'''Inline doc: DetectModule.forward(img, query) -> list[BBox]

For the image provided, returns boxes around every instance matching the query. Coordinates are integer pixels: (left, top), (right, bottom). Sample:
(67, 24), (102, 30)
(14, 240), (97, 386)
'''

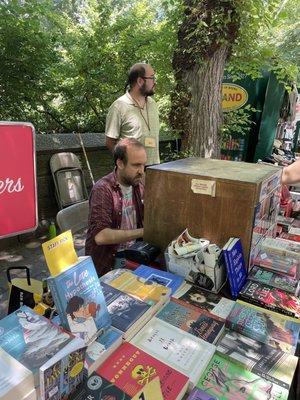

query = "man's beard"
(140, 82), (155, 97)
(122, 173), (143, 187)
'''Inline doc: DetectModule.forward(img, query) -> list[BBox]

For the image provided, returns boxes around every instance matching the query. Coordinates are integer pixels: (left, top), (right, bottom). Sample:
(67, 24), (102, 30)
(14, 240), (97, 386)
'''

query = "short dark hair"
(126, 63), (147, 90)
(113, 138), (145, 166)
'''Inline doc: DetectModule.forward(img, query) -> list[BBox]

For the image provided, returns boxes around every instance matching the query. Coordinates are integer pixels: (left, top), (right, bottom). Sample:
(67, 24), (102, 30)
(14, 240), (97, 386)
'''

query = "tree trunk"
(184, 47), (228, 158)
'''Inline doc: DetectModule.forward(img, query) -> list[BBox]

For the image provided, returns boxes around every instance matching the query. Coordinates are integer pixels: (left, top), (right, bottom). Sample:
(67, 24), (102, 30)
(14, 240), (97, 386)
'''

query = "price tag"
(131, 377), (163, 400)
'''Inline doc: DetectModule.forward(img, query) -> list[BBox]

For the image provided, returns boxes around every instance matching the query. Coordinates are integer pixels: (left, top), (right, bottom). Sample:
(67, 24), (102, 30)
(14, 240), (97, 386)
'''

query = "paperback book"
(254, 251), (299, 279)
(187, 387), (217, 400)
(133, 264), (184, 295)
(222, 237), (247, 298)
(97, 342), (189, 399)
(197, 353), (289, 400)
(101, 282), (152, 340)
(226, 302), (300, 354)
(217, 330), (298, 389)
(130, 317), (215, 388)
(156, 297), (224, 344)
(261, 237), (300, 259)
(0, 306), (83, 388)
(173, 284), (234, 319)
(238, 280), (300, 319)
(248, 265), (300, 296)
(47, 256), (111, 344)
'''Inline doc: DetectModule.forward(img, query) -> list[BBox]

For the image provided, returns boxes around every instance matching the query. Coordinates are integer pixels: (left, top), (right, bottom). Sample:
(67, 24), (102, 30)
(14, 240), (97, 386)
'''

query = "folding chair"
(56, 200), (89, 234)
(50, 152), (88, 209)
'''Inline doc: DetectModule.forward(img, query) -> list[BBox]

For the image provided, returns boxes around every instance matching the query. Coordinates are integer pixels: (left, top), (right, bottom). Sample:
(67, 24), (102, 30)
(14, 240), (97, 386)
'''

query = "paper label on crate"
(191, 179), (216, 196)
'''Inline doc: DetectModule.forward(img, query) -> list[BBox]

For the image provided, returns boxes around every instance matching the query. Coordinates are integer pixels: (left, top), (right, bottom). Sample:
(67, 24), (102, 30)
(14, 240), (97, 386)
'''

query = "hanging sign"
(222, 83), (248, 111)
(0, 122), (38, 238)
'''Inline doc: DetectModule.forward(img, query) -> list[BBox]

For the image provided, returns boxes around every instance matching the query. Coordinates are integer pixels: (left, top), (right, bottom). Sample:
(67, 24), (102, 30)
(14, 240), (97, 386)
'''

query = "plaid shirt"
(85, 170), (144, 275)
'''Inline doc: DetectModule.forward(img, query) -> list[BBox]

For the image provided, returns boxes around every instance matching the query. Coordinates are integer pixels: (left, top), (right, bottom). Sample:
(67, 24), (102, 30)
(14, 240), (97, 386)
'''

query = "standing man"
(105, 63), (160, 165)
(85, 138), (146, 276)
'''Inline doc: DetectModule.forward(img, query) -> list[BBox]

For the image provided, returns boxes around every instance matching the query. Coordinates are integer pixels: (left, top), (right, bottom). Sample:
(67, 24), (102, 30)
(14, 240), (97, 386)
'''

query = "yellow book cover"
(42, 230), (78, 276)
(131, 377), (163, 400)
(108, 271), (170, 304)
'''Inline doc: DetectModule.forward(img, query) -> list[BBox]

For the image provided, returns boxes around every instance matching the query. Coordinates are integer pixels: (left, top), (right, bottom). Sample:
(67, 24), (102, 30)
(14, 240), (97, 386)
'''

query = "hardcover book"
(197, 353), (289, 400)
(173, 284), (234, 319)
(0, 347), (35, 400)
(97, 342), (189, 399)
(222, 237), (247, 298)
(84, 326), (123, 376)
(133, 264), (184, 295)
(107, 270), (171, 306)
(217, 330), (298, 389)
(130, 317), (215, 388)
(226, 302), (300, 354)
(254, 251), (299, 279)
(68, 372), (131, 400)
(101, 282), (152, 340)
(248, 265), (300, 296)
(156, 297), (224, 344)
(238, 280), (300, 319)
(40, 342), (86, 400)
(47, 256), (111, 344)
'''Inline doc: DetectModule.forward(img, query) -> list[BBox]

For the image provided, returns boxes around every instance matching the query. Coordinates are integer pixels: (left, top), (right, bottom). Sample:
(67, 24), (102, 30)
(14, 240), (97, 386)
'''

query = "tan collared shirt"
(105, 92), (160, 165)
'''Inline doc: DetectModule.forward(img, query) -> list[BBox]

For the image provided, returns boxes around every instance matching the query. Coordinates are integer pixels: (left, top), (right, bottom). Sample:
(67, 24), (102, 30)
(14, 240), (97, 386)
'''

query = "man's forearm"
(94, 227), (144, 245)
(281, 159), (300, 185)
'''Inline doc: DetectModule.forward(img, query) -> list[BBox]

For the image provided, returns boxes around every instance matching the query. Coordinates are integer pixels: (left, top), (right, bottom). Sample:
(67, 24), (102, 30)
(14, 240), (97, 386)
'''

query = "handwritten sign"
(0, 122), (38, 238)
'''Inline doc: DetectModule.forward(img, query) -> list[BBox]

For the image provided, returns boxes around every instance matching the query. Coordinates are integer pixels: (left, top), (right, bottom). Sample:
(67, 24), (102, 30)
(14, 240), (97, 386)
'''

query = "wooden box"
(144, 158), (282, 266)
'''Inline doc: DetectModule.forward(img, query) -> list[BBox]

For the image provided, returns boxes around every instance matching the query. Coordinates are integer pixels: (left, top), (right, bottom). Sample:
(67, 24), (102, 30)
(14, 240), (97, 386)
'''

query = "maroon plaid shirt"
(85, 170), (144, 276)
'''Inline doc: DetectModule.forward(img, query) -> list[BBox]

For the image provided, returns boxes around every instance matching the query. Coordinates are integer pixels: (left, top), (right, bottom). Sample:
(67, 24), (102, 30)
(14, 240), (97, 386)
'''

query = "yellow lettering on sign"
(222, 83), (248, 111)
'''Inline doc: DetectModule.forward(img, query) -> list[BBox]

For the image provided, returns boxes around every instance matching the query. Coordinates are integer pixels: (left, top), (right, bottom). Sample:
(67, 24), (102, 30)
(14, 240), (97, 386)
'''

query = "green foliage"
(222, 105), (260, 137)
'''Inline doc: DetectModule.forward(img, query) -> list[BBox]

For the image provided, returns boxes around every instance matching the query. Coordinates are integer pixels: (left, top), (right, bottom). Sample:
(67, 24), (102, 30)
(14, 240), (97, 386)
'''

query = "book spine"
(224, 250), (237, 298)
(47, 279), (69, 329)
(238, 292), (296, 319)
(39, 369), (45, 400)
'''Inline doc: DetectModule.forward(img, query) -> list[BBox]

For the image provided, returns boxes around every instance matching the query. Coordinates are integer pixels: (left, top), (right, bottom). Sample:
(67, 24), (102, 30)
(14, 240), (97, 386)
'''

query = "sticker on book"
(131, 377), (163, 400)
(191, 179), (216, 197)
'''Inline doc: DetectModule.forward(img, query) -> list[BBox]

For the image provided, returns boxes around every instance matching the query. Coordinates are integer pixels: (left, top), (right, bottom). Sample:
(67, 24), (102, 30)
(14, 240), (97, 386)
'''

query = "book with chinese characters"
(226, 302), (300, 354)
(222, 237), (247, 298)
(173, 283), (234, 319)
(101, 282), (152, 340)
(217, 330), (298, 389)
(97, 342), (189, 399)
(47, 256), (111, 344)
(238, 280), (300, 319)
(197, 353), (289, 400)
(133, 264), (185, 295)
(248, 265), (300, 296)
(130, 317), (215, 389)
(156, 297), (224, 344)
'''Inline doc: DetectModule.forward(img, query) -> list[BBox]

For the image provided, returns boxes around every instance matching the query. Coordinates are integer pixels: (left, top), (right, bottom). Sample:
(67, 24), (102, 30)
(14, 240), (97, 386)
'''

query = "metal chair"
(56, 200), (89, 234)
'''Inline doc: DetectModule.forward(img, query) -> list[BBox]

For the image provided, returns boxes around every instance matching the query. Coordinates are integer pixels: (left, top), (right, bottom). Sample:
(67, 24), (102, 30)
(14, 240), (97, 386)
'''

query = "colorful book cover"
(0, 306), (74, 385)
(42, 230), (78, 276)
(248, 265), (300, 296)
(40, 343), (86, 400)
(217, 330), (298, 389)
(238, 280), (300, 319)
(101, 282), (151, 334)
(133, 264), (184, 295)
(187, 387), (217, 400)
(197, 353), (289, 400)
(130, 317), (215, 387)
(68, 372), (131, 400)
(0, 347), (34, 400)
(156, 298), (224, 344)
(223, 238), (247, 298)
(108, 271), (171, 305)
(226, 302), (300, 354)
(84, 327), (123, 375)
(97, 342), (189, 399)
(131, 377), (164, 400)
(47, 256), (111, 344)
(174, 284), (234, 319)
(254, 251), (299, 278)
(262, 237), (300, 259)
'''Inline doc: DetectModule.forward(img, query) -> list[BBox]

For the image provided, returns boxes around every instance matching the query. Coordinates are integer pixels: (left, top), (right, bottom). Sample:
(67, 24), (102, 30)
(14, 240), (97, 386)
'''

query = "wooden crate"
(144, 158), (282, 265)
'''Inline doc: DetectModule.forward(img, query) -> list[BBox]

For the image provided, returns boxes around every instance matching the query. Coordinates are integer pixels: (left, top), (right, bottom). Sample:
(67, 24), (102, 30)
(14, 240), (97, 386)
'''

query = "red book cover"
(97, 342), (189, 399)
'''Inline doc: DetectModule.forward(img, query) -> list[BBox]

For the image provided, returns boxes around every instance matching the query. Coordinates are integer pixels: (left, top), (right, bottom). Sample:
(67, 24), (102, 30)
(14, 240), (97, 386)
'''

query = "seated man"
(85, 138), (146, 276)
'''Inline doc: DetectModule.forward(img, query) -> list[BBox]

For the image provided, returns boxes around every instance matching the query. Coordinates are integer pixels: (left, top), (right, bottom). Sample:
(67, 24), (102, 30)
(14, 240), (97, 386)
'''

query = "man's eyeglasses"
(142, 76), (156, 81)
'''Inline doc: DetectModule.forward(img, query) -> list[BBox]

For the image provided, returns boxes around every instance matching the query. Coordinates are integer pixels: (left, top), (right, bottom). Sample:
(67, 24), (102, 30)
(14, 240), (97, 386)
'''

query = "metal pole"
(76, 132), (95, 185)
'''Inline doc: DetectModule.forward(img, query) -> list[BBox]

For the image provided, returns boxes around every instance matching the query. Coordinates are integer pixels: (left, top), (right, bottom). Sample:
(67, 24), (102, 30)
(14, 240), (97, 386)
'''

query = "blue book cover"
(223, 238), (247, 298)
(0, 306), (74, 383)
(101, 282), (151, 333)
(47, 256), (111, 344)
(133, 264), (184, 295)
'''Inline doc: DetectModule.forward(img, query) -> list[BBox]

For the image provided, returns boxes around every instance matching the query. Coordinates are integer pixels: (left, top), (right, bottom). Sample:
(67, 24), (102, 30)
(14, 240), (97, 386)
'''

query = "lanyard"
(130, 94), (151, 132)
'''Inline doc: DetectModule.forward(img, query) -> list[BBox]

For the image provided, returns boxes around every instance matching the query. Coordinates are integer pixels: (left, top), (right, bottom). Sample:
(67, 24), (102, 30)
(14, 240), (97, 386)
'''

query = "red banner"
(0, 122), (38, 238)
